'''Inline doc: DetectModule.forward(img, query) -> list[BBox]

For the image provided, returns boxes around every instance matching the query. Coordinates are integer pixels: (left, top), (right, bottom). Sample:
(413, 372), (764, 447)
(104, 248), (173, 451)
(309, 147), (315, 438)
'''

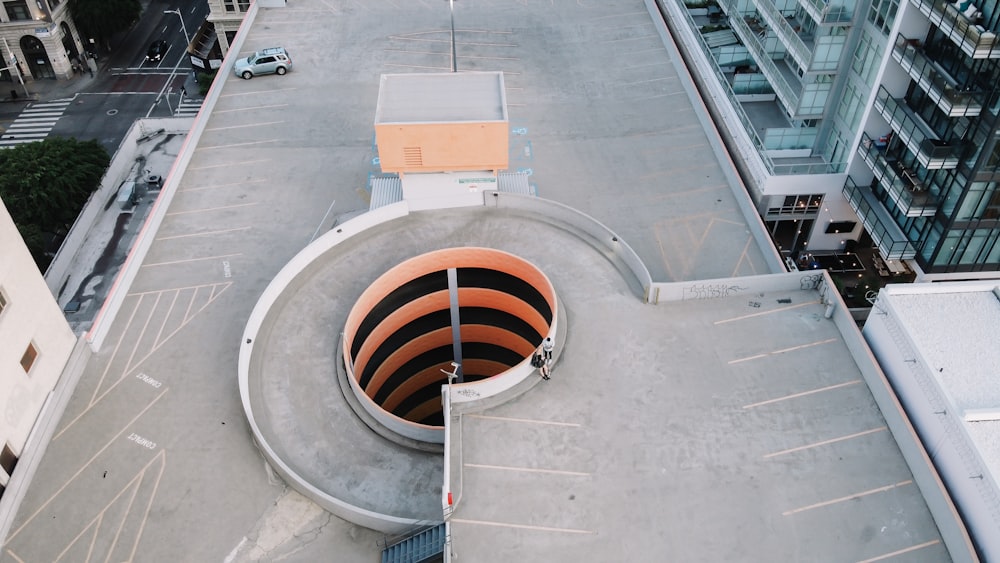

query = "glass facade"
(847, 0), (1000, 273)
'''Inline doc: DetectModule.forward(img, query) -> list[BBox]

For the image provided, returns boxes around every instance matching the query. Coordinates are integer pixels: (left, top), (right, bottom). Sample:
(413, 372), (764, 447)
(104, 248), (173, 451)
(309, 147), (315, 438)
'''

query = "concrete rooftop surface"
(1, 0), (955, 562)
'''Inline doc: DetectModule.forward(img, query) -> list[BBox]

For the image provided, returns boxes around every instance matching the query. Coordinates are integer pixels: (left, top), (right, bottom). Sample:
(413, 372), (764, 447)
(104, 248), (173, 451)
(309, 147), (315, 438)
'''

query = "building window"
(20, 342), (37, 373)
(1, 443), (17, 478)
(767, 194), (824, 216)
(4, 0), (31, 20)
(223, 0), (250, 12)
(867, 0), (899, 34)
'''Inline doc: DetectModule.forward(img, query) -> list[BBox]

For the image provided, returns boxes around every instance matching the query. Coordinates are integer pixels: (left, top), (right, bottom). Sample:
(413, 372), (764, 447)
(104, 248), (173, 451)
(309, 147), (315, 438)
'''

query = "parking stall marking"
(204, 120), (286, 132)
(855, 539), (942, 562)
(198, 139), (284, 150)
(177, 179), (268, 193)
(165, 202), (258, 216)
(743, 380), (863, 409)
(465, 413), (581, 428)
(141, 253), (243, 268)
(186, 158), (272, 170)
(9, 389), (169, 541)
(217, 87), (297, 99)
(53, 283), (231, 437)
(156, 226), (252, 241)
(463, 463), (590, 477)
(211, 104), (289, 114)
(715, 300), (821, 324)
(729, 338), (838, 365)
(450, 519), (594, 535)
(764, 427), (889, 459)
(782, 480), (913, 516)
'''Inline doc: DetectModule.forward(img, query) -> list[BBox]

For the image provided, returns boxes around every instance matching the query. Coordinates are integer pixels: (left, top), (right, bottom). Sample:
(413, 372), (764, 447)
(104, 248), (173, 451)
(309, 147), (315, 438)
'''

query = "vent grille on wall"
(403, 147), (423, 166)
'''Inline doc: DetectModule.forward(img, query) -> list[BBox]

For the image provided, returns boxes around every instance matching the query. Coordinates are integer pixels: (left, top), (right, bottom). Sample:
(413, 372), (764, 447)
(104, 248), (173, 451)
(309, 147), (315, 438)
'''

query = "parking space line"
(6, 388), (170, 542)
(212, 104), (288, 114)
(465, 413), (581, 427)
(764, 427), (887, 459)
(187, 158), (271, 170)
(205, 121), (286, 132)
(179, 179), (267, 193)
(218, 87), (296, 99)
(782, 480), (913, 516)
(743, 380), (862, 409)
(198, 139), (283, 150)
(715, 301), (820, 324)
(855, 539), (941, 562)
(464, 463), (590, 477)
(141, 253), (242, 268)
(773, 338), (839, 355)
(729, 337), (838, 365)
(165, 202), (258, 216)
(451, 518), (594, 535)
(156, 226), (251, 241)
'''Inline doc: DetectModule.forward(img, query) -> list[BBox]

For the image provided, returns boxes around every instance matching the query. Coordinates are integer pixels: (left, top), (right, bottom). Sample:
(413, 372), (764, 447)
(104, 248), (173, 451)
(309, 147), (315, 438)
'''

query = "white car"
(234, 47), (292, 79)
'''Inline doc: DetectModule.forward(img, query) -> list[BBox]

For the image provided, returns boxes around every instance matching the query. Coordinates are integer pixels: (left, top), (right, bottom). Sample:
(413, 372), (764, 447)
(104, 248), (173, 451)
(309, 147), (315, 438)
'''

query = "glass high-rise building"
(661, 0), (1000, 280)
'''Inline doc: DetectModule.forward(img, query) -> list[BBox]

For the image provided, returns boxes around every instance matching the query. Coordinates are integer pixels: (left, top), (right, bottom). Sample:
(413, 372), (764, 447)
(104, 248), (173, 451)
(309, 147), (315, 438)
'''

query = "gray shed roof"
(375, 72), (508, 124)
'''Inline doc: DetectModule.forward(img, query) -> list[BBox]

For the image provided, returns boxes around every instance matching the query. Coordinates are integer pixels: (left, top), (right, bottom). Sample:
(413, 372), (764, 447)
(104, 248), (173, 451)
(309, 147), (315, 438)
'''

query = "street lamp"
(163, 9), (191, 47)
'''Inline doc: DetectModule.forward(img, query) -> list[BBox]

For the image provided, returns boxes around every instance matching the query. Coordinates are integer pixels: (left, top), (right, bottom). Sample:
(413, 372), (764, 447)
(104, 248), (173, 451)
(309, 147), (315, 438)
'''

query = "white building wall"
(0, 198), (76, 478)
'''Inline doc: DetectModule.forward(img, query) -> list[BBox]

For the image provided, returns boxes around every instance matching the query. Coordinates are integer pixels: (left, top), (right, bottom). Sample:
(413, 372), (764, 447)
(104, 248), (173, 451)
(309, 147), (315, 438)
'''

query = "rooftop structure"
(864, 281), (1000, 559)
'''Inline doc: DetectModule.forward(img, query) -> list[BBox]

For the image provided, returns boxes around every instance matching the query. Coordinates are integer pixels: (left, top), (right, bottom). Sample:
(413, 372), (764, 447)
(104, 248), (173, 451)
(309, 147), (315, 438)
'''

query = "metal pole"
(164, 10), (191, 46)
(1, 37), (29, 98)
(449, 0), (457, 72)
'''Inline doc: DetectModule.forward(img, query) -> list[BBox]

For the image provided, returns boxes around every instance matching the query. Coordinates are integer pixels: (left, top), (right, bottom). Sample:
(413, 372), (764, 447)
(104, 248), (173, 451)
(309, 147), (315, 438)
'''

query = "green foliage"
(0, 137), (110, 266)
(68, 0), (141, 48)
(198, 70), (218, 96)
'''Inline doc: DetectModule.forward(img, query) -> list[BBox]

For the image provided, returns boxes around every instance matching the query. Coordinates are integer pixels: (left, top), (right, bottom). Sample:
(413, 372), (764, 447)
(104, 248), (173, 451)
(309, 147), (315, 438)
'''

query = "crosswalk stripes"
(174, 98), (202, 117)
(0, 98), (72, 148)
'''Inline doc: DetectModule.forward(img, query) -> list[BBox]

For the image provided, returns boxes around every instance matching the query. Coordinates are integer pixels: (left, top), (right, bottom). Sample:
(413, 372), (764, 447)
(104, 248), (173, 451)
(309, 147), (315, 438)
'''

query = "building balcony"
(723, 6), (802, 114)
(858, 134), (939, 217)
(753, 0), (812, 71)
(873, 86), (960, 169)
(892, 35), (983, 117)
(908, 0), (1000, 59)
(843, 178), (918, 260)
(799, 0), (855, 25)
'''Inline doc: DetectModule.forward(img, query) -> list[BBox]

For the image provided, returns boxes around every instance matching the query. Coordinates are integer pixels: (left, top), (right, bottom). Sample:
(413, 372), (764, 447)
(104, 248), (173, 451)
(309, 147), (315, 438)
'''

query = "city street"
(0, 0), (207, 152)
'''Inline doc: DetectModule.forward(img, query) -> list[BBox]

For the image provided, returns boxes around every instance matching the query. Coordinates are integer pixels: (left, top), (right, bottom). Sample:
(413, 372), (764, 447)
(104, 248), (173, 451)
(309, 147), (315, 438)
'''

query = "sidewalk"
(2, 58), (204, 105)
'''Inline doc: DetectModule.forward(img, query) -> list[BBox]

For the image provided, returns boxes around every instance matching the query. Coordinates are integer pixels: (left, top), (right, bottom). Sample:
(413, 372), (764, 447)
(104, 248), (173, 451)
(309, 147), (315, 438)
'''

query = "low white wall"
(648, 270), (826, 303)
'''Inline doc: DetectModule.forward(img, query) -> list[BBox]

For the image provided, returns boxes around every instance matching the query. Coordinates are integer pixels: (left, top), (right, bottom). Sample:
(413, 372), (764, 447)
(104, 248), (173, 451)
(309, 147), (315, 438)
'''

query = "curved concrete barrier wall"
(487, 192), (652, 300)
(240, 193), (644, 531)
(239, 203), (432, 533)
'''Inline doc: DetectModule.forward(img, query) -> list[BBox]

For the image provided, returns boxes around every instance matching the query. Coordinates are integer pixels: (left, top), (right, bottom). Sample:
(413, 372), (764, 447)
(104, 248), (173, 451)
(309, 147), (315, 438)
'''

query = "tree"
(68, 0), (142, 51)
(0, 137), (109, 267)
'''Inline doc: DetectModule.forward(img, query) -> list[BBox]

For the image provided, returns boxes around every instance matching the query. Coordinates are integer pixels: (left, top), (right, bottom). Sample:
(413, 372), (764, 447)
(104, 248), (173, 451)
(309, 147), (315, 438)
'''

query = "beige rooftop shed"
(374, 72), (509, 174)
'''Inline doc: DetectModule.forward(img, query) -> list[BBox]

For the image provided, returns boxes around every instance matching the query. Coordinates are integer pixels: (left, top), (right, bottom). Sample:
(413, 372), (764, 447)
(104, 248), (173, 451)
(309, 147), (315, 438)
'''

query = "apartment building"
(660, 0), (1000, 280)
(0, 0), (88, 82)
(0, 199), (76, 501)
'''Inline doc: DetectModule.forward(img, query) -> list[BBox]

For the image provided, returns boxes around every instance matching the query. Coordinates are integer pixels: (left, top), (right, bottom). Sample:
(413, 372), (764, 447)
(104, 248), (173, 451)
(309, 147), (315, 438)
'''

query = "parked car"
(234, 47), (292, 79)
(146, 40), (169, 63)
